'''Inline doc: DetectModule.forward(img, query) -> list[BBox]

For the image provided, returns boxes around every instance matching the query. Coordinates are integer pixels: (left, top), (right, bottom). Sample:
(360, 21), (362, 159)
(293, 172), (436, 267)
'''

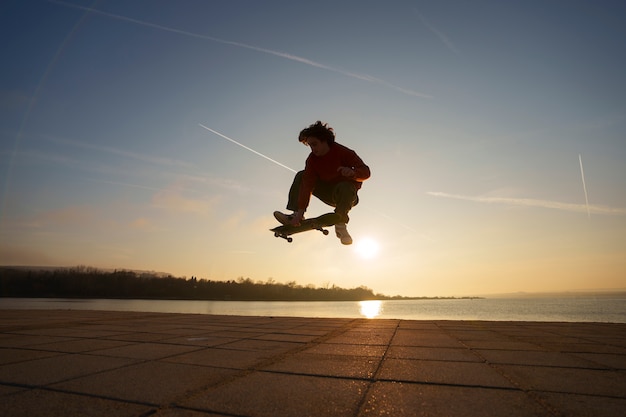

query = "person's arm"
(341, 149), (370, 181)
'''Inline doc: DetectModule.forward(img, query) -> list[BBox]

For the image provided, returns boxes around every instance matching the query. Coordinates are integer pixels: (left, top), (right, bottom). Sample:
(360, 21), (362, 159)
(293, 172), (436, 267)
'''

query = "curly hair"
(298, 121), (335, 145)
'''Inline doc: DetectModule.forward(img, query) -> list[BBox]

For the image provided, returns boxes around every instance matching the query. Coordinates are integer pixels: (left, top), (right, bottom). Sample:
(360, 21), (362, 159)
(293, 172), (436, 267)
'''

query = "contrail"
(414, 8), (460, 56)
(199, 124), (296, 173)
(48, 0), (431, 99)
(579, 154), (590, 219)
(427, 192), (626, 215)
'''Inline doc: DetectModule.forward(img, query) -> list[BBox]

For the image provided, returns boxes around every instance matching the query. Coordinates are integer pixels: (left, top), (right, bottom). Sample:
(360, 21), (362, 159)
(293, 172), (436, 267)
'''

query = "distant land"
(0, 266), (480, 301)
(0, 265), (173, 277)
(475, 290), (626, 299)
(3, 266), (623, 301)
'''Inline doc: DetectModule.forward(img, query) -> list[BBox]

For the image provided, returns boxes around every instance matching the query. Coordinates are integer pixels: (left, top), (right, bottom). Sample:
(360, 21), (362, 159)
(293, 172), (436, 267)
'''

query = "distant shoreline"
(0, 295), (484, 302)
(1, 266), (624, 300)
(474, 291), (626, 299)
(0, 266), (482, 302)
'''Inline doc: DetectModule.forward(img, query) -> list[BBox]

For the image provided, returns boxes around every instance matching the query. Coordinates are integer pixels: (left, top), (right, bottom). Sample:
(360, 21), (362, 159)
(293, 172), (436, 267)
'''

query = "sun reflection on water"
(359, 300), (383, 318)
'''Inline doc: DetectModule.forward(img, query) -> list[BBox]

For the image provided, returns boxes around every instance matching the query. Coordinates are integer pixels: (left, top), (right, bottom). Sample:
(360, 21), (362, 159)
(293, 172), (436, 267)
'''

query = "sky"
(1, 0), (625, 297)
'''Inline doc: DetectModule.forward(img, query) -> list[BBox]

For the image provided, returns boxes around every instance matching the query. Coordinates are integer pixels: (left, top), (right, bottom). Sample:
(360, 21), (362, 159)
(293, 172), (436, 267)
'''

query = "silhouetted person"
(274, 121), (370, 245)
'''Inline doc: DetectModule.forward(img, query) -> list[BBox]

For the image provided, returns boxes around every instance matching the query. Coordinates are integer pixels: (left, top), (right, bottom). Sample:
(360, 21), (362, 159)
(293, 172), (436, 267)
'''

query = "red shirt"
(298, 143), (370, 210)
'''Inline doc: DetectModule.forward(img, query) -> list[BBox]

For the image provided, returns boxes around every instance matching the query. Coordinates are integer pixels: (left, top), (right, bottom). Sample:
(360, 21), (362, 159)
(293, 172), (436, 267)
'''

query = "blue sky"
(1, 0), (625, 296)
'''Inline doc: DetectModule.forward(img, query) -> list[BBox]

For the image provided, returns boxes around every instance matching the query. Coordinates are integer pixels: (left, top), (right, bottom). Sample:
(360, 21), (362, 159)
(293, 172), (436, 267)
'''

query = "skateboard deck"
(270, 213), (341, 242)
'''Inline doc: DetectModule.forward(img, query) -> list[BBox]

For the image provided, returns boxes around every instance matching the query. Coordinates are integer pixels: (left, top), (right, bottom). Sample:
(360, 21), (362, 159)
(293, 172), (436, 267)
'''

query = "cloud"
(13, 136), (249, 199)
(49, 0), (431, 98)
(18, 137), (245, 195)
(427, 192), (626, 215)
(43, 135), (194, 169)
(152, 186), (219, 215)
(221, 210), (247, 231)
(182, 173), (249, 194)
(130, 217), (153, 230)
(33, 204), (97, 227)
(8, 147), (174, 186)
(88, 179), (163, 192)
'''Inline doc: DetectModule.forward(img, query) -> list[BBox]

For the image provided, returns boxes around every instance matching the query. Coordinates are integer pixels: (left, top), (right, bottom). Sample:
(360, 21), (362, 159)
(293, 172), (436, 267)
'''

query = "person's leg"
(274, 171), (304, 225)
(310, 181), (335, 208)
(332, 182), (358, 223)
(306, 180), (359, 220)
(286, 172), (340, 211)
(331, 182), (358, 245)
(279, 175), (358, 232)
(286, 171), (304, 212)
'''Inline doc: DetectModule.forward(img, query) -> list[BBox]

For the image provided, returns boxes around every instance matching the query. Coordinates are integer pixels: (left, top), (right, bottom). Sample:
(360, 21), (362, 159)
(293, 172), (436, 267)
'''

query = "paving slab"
(0, 309), (625, 417)
(2, 388), (152, 417)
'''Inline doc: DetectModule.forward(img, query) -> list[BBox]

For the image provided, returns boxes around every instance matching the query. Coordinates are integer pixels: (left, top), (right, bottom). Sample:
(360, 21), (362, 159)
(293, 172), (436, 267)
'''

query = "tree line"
(0, 266), (390, 301)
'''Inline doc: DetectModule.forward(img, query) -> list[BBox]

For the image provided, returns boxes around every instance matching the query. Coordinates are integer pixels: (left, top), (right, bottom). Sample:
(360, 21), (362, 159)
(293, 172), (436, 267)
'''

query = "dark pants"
(286, 171), (359, 223)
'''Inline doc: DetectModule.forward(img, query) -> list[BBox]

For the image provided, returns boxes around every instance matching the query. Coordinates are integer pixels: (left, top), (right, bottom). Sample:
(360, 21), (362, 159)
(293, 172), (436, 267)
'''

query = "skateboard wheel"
(322, 230), (329, 235)
(274, 232), (279, 238)
(287, 237), (293, 243)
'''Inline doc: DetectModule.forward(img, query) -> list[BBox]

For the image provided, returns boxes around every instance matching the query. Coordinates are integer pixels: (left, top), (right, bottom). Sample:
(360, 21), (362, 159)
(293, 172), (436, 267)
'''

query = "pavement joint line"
(0, 312), (170, 333)
(527, 387), (626, 400)
(568, 352), (626, 371)
(354, 319), (401, 416)
(433, 322), (564, 417)
(158, 403), (244, 417)
(1, 382), (162, 409)
(254, 367), (529, 393)
(163, 318), (365, 408)
(0, 349), (185, 391)
(255, 367), (377, 383)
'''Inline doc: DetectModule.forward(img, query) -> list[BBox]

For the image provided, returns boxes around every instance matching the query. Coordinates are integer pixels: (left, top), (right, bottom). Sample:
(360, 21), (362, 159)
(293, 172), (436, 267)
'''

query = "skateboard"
(270, 213), (341, 242)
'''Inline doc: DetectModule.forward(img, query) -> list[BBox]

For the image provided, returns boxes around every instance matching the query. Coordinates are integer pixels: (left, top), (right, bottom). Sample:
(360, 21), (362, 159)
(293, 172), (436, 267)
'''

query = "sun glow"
(359, 300), (382, 318)
(354, 237), (380, 259)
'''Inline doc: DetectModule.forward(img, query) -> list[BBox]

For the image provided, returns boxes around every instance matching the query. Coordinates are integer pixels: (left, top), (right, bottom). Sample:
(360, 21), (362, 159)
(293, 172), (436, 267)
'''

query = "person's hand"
(291, 211), (305, 226)
(337, 166), (355, 177)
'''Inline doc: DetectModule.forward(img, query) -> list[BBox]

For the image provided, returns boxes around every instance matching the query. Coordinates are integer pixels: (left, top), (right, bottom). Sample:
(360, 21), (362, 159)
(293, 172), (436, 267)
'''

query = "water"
(1, 297), (625, 323)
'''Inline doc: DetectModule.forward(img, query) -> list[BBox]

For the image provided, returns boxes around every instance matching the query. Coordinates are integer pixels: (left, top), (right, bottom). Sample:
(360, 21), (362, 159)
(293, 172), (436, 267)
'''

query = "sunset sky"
(1, 0), (625, 297)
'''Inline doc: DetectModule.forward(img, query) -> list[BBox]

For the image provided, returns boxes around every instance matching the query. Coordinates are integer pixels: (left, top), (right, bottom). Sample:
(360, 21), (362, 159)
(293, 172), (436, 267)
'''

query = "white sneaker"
(335, 223), (352, 245)
(274, 211), (302, 225)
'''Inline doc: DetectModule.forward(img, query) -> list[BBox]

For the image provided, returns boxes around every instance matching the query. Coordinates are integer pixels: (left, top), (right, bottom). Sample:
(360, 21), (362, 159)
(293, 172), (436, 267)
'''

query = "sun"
(354, 237), (380, 259)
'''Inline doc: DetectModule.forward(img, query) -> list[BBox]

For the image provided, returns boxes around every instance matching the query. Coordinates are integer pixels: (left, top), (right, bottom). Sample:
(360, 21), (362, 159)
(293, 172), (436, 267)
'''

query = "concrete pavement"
(0, 309), (624, 416)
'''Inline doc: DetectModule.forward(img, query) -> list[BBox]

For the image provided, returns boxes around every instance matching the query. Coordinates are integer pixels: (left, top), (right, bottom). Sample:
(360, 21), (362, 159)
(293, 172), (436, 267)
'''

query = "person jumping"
(273, 121), (371, 245)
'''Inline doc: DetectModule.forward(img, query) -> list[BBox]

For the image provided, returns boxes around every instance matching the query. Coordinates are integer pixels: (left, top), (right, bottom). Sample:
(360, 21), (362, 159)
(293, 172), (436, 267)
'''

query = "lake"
(1, 297), (625, 323)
